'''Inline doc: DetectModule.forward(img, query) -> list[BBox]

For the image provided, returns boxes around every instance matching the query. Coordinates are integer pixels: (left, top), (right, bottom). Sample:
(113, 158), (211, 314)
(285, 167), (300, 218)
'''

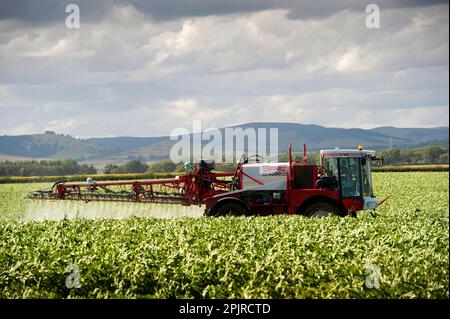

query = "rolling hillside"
(0, 123), (448, 164)
(0, 133), (110, 161)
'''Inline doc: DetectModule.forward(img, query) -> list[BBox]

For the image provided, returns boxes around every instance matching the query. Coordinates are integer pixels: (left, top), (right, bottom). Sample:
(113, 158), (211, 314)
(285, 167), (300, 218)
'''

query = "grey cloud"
(286, 0), (449, 20)
(0, 0), (113, 25)
(0, 0), (448, 24)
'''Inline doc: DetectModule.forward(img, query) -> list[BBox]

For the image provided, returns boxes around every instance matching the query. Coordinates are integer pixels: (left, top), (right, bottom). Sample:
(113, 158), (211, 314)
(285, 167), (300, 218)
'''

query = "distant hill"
(0, 123), (448, 165)
(0, 133), (109, 161)
(369, 126), (449, 145)
(85, 136), (168, 152)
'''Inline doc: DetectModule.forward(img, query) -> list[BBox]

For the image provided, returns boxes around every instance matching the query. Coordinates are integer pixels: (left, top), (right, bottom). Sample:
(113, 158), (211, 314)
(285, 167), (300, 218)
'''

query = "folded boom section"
(27, 172), (234, 206)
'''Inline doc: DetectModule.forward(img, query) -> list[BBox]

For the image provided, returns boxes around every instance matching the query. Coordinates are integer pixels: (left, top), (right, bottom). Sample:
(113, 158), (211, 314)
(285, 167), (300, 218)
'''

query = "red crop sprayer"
(27, 144), (384, 217)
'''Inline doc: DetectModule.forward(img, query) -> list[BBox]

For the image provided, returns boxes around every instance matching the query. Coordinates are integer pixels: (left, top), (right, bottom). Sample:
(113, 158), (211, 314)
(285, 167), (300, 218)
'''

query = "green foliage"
(123, 160), (149, 173)
(146, 160), (178, 173)
(103, 160), (148, 174)
(102, 164), (120, 174)
(372, 165), (449, 172)
(0, 159), (97, 177)
(0, 172), (448, 298)
(379, 146), (449, 165)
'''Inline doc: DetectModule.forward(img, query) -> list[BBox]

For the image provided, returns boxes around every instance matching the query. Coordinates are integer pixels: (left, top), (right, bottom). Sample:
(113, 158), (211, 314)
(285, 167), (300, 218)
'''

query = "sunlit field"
(0, 172), (448, 298)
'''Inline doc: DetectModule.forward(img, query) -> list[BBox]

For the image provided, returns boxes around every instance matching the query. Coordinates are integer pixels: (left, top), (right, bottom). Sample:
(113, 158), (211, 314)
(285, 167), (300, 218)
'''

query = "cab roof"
(320, 149), (376, 157)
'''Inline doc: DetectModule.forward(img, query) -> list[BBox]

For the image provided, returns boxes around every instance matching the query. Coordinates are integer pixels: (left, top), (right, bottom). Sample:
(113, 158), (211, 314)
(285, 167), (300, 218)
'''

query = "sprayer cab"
(319, 148), (379, 210)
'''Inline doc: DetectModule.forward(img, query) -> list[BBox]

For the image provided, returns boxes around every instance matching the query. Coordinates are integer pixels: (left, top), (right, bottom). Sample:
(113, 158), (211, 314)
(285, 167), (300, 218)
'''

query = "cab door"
(338, 157), (362, 198)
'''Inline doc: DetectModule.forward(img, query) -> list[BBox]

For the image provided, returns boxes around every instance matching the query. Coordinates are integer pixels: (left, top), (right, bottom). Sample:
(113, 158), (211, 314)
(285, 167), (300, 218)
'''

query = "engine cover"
(241, 163), (289, 190)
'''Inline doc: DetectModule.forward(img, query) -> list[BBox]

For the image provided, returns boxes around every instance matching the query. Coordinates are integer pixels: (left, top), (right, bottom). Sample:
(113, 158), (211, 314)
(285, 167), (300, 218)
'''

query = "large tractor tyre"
(303, 202), (345, 218)
(213, 202), (250, 217)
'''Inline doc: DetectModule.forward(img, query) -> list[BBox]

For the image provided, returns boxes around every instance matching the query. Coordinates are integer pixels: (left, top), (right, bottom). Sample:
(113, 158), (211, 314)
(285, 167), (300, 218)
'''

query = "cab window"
(323, 157), (339, 180)
(362, 157), (373, 196)
(339, 157), (361, 198)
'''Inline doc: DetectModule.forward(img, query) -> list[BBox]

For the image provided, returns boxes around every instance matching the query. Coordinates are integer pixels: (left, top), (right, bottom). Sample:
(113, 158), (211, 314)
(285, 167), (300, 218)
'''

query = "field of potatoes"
(0, 172), (448, 298)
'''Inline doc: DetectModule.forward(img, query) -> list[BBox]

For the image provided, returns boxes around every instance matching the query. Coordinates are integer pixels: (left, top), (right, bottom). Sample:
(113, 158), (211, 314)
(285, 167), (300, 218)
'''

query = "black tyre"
(212, 202), (250, 217)
(303, 202), (344, 218)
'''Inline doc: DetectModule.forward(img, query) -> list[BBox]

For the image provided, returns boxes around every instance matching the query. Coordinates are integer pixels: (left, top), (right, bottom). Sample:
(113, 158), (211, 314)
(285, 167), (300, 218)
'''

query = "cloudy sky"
(0, 0), (448, 137)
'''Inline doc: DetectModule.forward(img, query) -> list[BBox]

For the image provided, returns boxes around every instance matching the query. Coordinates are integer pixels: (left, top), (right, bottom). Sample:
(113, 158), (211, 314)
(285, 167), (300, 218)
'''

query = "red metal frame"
(30, 170), (234, 206)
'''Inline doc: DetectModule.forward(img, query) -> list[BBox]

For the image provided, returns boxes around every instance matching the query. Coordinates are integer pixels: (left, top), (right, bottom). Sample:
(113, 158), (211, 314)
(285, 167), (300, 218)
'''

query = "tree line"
(378, 146), (448, 165)
(0, 145), (447, 177)
(0, 159), (96, 177)
(104, 160), (236, 174)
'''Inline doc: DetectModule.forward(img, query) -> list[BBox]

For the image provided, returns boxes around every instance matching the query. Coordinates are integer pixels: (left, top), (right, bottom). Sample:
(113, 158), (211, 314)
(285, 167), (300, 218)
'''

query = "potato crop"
(0, 172), (448, 298)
